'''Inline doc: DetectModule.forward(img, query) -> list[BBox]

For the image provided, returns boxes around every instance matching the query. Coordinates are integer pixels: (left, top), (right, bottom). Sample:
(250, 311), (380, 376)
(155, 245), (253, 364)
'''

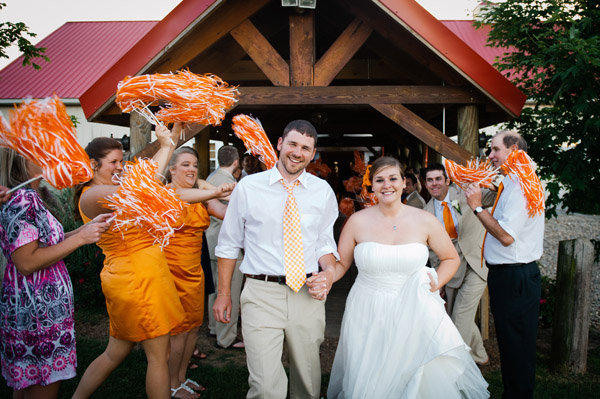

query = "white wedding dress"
(327, 242), (489, 399)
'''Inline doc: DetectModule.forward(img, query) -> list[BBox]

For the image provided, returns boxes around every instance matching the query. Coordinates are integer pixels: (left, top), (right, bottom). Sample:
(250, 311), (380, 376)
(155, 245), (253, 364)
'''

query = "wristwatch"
(473, 206), (484, 215)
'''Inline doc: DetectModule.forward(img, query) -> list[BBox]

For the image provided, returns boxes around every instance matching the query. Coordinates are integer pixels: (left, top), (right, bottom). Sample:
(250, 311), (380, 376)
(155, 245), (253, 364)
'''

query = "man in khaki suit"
(424, 163), (495, 364)
(206, 145), (244, 348)
(403, 172), (426, 208)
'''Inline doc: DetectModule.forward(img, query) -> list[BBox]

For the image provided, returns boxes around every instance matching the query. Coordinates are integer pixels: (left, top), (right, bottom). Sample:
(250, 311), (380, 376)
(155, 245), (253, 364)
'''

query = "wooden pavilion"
(80, 0), (525, 179)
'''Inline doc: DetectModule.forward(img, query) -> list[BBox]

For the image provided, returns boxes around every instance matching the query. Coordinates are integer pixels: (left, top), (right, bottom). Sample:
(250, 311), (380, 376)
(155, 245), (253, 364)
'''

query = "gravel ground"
(539, 212), (600, 328)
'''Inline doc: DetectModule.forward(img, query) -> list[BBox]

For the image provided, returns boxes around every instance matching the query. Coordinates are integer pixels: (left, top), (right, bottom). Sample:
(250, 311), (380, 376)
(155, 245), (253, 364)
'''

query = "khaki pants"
(241, 278), (325, 399)
(207, 258), (243, 347)
(446, 266), (488, 363)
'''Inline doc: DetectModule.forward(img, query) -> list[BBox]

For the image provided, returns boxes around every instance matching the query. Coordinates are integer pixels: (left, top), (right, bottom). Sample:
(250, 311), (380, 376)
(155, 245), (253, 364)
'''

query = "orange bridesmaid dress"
(163, 202), (210, 335)
(79, 187), (184, 342)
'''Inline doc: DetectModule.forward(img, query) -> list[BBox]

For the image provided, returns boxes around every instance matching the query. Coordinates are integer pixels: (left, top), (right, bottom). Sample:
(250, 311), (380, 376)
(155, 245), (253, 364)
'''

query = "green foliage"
(0, 2), (49, 69)
(475, 0), (600, 215)
(52, 187), (106, 310)
(69, 115), (80, 128)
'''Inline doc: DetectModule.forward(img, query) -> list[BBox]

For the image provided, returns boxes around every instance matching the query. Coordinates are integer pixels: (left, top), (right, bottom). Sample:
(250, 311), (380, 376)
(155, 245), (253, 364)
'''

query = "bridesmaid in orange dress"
(72, 125), (183, 399)
(163, 146), (233, 398)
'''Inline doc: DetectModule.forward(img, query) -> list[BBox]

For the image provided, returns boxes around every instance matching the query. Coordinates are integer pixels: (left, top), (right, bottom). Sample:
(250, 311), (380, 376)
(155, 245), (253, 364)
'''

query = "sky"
(0, 0), (481, 70)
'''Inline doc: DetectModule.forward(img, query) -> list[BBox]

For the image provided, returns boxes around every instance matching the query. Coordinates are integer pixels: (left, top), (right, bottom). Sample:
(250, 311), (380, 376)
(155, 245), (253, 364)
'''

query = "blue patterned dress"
(0, 188), (76, 389)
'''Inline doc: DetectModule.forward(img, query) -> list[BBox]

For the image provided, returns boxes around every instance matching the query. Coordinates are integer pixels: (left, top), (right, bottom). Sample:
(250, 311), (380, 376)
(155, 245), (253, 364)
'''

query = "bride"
(309, 156), (489, 398)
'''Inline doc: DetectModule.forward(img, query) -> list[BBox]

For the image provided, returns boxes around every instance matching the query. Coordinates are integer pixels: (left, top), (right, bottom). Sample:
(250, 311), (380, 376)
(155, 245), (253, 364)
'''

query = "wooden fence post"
(550, 238), (594, 374)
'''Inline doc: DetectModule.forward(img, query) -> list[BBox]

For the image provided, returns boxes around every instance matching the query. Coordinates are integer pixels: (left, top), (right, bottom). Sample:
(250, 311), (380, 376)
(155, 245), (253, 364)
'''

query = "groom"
(213, 120), (339, 399)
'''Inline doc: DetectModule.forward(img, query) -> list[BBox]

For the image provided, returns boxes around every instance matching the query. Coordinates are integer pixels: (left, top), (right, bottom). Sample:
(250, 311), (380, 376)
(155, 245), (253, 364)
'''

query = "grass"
(1, 309), (599, 398)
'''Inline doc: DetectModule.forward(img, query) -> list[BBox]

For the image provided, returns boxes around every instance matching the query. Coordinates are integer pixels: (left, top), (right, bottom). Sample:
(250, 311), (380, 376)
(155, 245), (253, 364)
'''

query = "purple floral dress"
(0, 189), (76, 389)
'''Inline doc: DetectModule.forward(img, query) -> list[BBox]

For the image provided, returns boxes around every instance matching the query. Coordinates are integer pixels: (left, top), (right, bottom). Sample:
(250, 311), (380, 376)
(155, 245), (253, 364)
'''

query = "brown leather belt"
(245, 274), (312, 285)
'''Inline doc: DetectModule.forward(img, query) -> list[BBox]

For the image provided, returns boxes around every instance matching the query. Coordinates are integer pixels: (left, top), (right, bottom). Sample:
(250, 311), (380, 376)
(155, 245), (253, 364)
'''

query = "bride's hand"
(307, 272), (329, 301)
(427, 272), (439, 292)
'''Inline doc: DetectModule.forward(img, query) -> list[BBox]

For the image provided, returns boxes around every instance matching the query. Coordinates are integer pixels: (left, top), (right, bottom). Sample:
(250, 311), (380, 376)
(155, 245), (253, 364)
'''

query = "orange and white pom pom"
(306, 158), (331, 178)
(231, 114), (278, 169)
(445, 158), (499, 190)
(501, 150), (545, 217)
(0, 95), (93, 189)
(339, 197), (356, 218)
(352, 150), (367, 175)
(116, 70), (239, 126)
(104, 158), (186, 248)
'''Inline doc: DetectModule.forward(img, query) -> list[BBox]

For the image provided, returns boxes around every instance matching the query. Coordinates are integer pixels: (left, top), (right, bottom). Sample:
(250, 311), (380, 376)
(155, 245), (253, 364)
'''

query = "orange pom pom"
(104, 158), (186, 248)
(343, 176), (363, 193)
(116, 70), (239, 126)
(352, 150), (367, 175)
(339, 197), (356, 217)
(306, 158), (331, 178)
(0, 96), (93, 189)
(445, 158), (498, 190)
(501, 150), (545, 217)
(231, 114), (278, 169)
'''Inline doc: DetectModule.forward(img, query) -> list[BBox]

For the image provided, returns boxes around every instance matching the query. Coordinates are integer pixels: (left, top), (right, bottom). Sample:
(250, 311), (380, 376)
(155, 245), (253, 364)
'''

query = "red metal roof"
(375, 0), (525, 117)
(0, 21), (157, 99)
(79, 0), (525, 119)
(440, 20), (508, 68)
(80, 0), (219, 119)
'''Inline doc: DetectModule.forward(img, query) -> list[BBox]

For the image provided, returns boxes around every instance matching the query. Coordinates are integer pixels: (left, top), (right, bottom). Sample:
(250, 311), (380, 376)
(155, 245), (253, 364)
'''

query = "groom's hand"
(213, 295), (232, 323)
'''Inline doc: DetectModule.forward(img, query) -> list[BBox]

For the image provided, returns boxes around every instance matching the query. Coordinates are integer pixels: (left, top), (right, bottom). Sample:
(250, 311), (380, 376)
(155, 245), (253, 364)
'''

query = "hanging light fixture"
(282, 0), (317, 9)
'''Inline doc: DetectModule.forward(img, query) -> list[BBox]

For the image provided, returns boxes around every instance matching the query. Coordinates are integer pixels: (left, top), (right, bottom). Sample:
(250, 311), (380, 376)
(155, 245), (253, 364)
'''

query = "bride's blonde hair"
(369, 156), (404, 183)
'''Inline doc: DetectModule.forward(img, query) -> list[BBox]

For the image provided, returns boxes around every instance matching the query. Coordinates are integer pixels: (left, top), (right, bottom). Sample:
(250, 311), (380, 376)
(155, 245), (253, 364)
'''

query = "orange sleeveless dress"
(79, 187), (184, 342)
(163, 202), (210, 334)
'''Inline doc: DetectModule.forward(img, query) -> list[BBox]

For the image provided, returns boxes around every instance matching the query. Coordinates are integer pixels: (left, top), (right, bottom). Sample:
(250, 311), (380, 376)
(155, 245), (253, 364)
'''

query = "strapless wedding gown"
(327, 242), (489, 399)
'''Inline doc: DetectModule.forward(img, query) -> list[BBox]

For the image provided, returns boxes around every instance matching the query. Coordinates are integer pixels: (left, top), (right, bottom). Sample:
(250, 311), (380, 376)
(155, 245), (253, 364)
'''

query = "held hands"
(306, 268), (334, 301)
(464, 183), (483, 210)
(78, 213), (113, 245)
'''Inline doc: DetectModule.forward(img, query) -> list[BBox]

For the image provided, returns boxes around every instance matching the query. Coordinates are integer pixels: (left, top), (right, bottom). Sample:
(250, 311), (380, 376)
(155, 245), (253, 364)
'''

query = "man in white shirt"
(213, 120), (339, 399)
(465, 131), (544, 399)
(423, 163), (495, 365)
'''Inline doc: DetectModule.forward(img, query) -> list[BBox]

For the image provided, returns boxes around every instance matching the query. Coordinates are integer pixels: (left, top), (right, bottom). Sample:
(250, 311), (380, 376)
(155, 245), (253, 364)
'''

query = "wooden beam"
(194, 128), (211, 179)
(154, 0), (270, 73)
(337, 0), (465, 85)
(238, 86), (483, 105)
(230, 19), (290, 86)
(130, 112), (152, 155)
(371, 103), (472, 163)
(289, 11), (315, 86)
(314, 18), (372, 86)
(457, 105), (479, 156)
(134, 123), (210, 159)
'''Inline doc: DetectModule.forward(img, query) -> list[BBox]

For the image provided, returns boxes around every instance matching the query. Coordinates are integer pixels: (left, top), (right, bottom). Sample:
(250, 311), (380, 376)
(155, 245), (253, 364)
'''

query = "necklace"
(393, 225), (397, 230)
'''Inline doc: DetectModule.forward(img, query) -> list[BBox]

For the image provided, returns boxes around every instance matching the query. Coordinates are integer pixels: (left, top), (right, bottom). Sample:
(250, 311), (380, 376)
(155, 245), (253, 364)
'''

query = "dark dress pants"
(488, 261), (541, 399)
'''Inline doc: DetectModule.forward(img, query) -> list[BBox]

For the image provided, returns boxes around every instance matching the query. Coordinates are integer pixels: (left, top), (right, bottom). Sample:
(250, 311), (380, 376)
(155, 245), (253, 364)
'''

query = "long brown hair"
(73, 137), (123, 220)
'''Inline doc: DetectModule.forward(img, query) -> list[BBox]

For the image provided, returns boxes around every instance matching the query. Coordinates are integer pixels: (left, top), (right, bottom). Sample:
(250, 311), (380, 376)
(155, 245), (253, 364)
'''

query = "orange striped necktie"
(441, 201), (458, 239)
(281, 179), (305, 292)
(481, 182), (505, 266)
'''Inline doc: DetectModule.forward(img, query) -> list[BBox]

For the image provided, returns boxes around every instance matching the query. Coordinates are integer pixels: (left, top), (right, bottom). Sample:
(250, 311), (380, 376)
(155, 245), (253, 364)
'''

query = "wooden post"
(194, 128), (210, 179)
(289, 11), (314, 86)
(551, 238), (594, 374)
(130, 112), (152, 156)
(457, 105), (479, 157)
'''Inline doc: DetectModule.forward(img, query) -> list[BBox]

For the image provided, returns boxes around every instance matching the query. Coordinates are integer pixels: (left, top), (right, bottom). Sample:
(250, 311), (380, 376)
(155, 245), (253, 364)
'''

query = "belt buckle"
(277, 276), (286, 285)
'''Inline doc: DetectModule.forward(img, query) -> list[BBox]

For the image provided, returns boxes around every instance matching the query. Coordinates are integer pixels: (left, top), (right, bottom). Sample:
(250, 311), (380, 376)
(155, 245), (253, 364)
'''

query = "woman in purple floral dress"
(0, 149), (110, 398)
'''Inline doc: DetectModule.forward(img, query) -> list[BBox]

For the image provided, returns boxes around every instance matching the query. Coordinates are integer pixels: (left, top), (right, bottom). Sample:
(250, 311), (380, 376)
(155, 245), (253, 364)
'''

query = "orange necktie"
(441, 201), (458, 239)
(481, 182), (504, 266)
(281, 179), (305, 292)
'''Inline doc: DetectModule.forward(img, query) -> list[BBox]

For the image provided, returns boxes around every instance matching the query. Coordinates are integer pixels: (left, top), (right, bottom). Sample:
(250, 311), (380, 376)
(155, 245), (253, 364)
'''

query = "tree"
(476, 0), (600, 216)
(0, 2), (49, 69)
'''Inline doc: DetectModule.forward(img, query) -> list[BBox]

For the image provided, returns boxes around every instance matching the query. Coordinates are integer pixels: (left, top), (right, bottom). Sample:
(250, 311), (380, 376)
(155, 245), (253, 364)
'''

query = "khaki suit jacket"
(425, 184), (495, 288)
(405, 190), (426, 209)
(205, 168), (238, 260)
